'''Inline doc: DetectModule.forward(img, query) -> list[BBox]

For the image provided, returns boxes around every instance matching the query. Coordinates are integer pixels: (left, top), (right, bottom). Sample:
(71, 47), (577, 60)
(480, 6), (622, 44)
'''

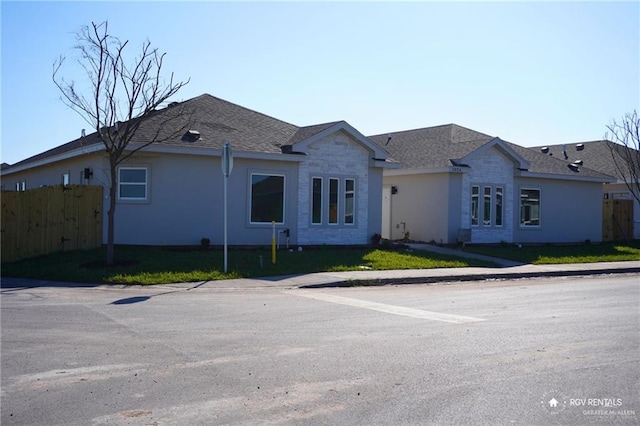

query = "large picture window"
(250, 174), (285, 224)
(520, 188), (540, 226)
(118, 167), (147, 200)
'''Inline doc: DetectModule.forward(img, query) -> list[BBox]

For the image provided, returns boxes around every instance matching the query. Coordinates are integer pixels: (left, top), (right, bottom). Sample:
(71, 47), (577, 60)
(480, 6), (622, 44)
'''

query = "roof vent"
(168, 101), (180, 108)
(182, 130), (201, 142)
(573, 160), (583, 166)
(568, 163), (580, 172)
(541, 146), (549, 154)
(576, 143), (584, 151)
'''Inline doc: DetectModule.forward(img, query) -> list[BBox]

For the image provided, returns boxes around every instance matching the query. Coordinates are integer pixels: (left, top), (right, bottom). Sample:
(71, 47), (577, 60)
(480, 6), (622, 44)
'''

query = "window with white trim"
(483, 187), (492, 226)
(15, 181), (26, 192)
(62, 173), (70, 186)
(311, 177), (323, 225)
(471, 184), (504, 227)
(118, 167), (148, 200)
(495, 186), (503, 226)
(250, 173), (285, 224)
(328, 178), (339, 224)
(520, 188), (540, 226)
(344, 179), (355, 224)
(310, 176), (357, 226)
(471, 186), (479, 226)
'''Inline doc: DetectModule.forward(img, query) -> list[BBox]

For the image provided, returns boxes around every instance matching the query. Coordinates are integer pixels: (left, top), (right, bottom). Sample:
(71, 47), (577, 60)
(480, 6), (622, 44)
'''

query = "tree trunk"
(106, 161), (117, 265)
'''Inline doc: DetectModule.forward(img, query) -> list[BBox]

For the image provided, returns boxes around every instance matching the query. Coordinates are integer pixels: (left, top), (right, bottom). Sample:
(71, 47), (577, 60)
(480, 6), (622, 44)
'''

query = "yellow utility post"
(271, 220), (276, 264)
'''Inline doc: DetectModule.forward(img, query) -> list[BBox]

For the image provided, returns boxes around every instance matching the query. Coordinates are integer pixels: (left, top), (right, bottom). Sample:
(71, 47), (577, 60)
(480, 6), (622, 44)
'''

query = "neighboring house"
(531, 141), (640, 240)
(1, 94), (396, 247)
(368, 124), (616, 244)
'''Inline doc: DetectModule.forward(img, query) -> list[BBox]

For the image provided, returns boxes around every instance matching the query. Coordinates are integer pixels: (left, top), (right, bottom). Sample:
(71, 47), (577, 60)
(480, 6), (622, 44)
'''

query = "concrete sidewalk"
(187, 260), (640, 290)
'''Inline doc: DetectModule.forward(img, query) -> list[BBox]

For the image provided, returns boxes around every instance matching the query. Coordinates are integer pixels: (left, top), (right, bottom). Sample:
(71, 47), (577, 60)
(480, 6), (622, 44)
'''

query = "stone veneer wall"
(297, 132), (370, 245)
(460, 147), (515, 243)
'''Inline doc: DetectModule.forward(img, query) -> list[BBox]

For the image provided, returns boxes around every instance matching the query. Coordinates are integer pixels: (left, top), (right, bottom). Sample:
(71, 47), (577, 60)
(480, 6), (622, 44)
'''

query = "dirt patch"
(122, 410), (152, 418)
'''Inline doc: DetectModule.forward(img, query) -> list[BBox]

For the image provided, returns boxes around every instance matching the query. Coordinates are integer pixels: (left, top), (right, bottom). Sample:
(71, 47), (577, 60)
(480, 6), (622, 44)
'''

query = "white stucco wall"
(296, 130), (371, 245)
(382, 173), (451, 243)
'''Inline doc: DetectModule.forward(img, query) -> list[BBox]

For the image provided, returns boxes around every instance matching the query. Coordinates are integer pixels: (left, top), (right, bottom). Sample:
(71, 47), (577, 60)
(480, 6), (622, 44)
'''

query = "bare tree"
(605, 110), (640, 205)
(53, 21), (191, 265)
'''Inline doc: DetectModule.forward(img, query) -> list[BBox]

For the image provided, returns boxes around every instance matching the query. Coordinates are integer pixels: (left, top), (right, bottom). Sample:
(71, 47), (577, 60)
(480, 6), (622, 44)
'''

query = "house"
(531, 141), (640, 240)
(1, 94), (396, 247)
(368, 124), (616, 245)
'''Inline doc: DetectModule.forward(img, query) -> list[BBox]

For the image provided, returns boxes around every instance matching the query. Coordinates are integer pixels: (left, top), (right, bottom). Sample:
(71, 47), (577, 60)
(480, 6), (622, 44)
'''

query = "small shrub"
(200, 238), (210, 249)
(371, 233), (382, 245)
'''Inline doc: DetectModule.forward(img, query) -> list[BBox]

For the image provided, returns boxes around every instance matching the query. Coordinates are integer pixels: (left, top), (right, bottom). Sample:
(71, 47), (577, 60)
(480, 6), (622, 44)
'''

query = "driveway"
(1, 275), (638, 425)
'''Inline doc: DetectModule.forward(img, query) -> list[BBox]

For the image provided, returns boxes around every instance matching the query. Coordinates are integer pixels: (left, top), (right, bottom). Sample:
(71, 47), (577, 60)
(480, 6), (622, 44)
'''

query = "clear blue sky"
(1, 1), (638, 165)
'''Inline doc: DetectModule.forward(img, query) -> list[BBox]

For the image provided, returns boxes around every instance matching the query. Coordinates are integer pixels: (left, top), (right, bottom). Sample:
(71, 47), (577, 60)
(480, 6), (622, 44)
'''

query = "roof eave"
(372, 159), (402, 169)
(460, 137), (530, 170)
(384, 166), (460, 176)
(516, 170), (617, 183)
(293, 121), (389, 160)
(131, 143), (306, 162)
(1, 144), (105, 176)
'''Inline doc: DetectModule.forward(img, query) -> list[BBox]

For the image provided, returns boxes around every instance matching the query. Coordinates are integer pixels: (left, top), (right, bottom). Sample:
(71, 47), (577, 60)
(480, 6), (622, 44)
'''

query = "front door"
(382, 185), (392, 239)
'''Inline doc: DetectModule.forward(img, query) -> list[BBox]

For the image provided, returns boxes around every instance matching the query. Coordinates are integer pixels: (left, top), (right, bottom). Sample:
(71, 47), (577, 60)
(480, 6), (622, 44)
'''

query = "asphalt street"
(1, 275), (639, 425)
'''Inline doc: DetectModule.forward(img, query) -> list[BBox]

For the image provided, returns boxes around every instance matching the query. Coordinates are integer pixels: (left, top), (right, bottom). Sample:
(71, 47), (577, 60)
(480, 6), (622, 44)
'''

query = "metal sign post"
(221, 142), (233, 273)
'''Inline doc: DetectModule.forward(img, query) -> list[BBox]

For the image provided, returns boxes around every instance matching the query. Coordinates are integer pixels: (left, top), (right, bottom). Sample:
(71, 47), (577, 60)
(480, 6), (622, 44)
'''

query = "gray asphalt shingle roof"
(369, 124), (613, 179)
(530, 140), (638, 181)
(127, 93), (301, 153)
(368, 124), (493, 168)
(5, 94), (347, 169)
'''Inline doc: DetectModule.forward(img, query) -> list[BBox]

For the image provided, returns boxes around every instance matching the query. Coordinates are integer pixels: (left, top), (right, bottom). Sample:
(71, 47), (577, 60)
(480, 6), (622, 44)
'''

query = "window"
(118, 167), (147, 200)
(310, 176), (356, 226)
(312, 177), (323, 224)
(520, 188), (540, 226)
(62, 173), (70, 186)
(472, 184), (504, 227)
(495, 187), (503, 226)
(483, 187), (492, 225)
(344, 179), (355, 224)
(328, 178), (339, 224)
(15, 181), (26, 191)
(471, 186), (479, 226)
(250, 174), (285, 224)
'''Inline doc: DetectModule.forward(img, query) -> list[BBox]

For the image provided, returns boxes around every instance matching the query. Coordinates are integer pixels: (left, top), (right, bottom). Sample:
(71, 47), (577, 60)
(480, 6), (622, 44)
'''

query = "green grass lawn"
(1, 245), (490, 285)
(462, 241), (640, 264)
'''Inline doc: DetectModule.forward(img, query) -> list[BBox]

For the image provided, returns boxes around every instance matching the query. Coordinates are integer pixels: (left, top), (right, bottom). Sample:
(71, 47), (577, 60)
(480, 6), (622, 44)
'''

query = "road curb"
(299, 267), (640, 288)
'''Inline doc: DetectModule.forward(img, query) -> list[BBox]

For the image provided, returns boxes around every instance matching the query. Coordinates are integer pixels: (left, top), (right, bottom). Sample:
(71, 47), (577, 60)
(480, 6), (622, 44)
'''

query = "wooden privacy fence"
(1, 185), (103, 263)
(602, 199), (633, 242)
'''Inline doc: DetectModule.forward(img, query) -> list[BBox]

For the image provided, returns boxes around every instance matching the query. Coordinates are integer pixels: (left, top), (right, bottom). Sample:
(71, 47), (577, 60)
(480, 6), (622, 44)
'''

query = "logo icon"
(541, 390), (568, 414)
